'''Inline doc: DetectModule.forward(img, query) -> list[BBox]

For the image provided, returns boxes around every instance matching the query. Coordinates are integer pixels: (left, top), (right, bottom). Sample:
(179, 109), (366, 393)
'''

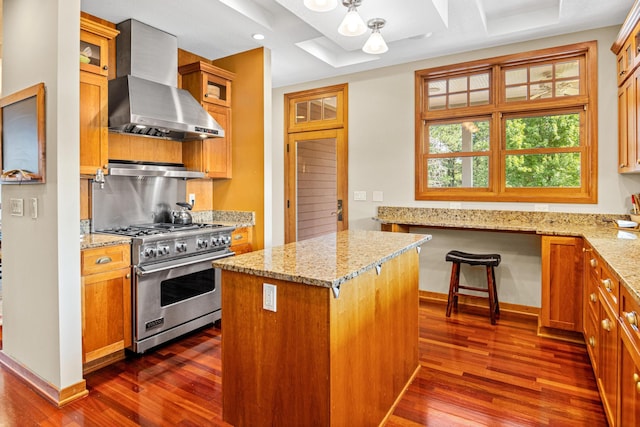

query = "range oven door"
(133, 251), (230, 353)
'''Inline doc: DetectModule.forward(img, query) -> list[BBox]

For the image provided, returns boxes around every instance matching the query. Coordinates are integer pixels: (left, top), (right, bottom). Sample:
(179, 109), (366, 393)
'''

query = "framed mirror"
(0, 82), (46, 183)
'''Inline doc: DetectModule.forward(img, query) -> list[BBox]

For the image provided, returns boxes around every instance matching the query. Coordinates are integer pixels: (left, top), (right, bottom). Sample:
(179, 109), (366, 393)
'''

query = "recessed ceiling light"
(252, 33), (265, 41)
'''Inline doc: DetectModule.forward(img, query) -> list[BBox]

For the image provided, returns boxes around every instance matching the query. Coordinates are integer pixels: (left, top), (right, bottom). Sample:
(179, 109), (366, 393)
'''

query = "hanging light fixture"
(338, 0), (367, 37)
(362, 18), (388, 54)
(304, 0), (338, 12)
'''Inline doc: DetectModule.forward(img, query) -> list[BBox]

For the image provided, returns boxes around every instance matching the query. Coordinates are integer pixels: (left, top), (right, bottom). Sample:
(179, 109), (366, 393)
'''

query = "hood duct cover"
(108, 19), (224, 141)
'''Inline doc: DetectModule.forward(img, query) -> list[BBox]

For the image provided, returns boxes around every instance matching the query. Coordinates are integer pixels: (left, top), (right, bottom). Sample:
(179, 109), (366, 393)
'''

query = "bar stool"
(445, 250), (501, 324)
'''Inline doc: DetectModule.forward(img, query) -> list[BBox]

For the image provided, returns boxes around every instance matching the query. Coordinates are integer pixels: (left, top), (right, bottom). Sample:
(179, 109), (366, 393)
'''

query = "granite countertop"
(374, 206), (640, 304)
(212, 229), (431, 288)
(80, 233), (131, 250)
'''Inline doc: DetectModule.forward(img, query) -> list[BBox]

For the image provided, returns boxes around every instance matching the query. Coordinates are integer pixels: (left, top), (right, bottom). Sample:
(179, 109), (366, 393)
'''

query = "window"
(415, 42), (597, 203)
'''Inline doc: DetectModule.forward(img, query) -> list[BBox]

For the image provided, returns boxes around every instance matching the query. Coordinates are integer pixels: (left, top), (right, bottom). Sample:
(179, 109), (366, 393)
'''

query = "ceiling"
(80, 0), (634, 88)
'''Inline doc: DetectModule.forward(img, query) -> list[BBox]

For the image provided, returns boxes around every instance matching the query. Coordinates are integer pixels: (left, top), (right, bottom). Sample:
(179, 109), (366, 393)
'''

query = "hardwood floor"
(0, 301), (606, 426)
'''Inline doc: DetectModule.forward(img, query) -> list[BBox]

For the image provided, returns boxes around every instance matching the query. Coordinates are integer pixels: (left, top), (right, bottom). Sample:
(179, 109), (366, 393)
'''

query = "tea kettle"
(172, 202), (193, 225)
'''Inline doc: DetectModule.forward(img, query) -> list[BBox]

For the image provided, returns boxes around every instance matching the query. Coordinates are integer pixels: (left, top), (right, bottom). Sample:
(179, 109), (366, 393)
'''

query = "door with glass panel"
(284, 85), (348, 243)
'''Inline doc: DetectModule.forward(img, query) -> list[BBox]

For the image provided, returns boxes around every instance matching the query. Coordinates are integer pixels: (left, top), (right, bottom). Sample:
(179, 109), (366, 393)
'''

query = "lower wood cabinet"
(81, 244), (131, 373)
(598, 294), (619, 426)
(620, 284), (640, 425)
(230, 226), (252, 255)
(540, 235), (583, 332)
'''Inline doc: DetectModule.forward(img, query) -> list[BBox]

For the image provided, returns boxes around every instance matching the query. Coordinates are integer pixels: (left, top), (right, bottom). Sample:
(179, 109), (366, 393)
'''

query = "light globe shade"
(338, 9), (367, 36)
(304, 0), (338, 12)
(362, 31), (388, 54)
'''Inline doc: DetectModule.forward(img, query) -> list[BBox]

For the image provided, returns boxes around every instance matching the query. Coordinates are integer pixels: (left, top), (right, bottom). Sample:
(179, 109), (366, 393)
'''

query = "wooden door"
(286, 129), (347, 242)
(284, 84), (348, 243)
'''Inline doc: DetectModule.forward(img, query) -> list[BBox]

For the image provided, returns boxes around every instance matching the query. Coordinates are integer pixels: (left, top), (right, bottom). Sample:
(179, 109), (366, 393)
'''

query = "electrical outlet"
(263, 283), (277, 312)
(189, 193), (196, 206)
(10, 198), (23, 217)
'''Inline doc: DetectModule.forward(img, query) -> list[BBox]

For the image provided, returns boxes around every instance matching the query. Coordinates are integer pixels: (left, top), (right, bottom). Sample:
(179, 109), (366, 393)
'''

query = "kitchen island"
(212, 229), (431, 427)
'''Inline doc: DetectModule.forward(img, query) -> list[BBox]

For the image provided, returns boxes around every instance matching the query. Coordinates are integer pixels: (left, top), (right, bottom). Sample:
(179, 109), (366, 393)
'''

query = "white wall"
(272, 26), (639, 307)
(2, 0), (82, 388)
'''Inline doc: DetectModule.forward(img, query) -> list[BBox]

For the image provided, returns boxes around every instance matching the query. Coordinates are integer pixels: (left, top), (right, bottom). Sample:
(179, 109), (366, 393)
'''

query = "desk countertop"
(374, 206), (640, 304)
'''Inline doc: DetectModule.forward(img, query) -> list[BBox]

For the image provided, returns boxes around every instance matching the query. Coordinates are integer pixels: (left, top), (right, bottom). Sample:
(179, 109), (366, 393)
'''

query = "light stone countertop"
(374, 206), (640, 305)
(212, 229), (431, 288)
(80, 233), (131, 250)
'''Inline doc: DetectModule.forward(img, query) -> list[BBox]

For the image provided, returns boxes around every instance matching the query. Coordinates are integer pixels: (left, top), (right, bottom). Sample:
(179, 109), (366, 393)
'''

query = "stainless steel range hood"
(108, 19), (224, 141)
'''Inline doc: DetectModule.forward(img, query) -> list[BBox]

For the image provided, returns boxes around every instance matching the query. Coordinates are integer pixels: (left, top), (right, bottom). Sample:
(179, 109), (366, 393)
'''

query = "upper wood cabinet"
(613, 1), (640, 174)
(540, 235), (583, 332)
(179, 62), (235, 179)
(79, 17), (118, 176)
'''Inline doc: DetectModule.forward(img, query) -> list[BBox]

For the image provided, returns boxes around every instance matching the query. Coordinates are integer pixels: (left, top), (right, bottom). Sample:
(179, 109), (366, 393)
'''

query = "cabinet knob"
(601, 278), (613, 292)
(634, 373), (640, 382)
(590, 293), (597, 303)
(625, 311), (639, 327)
(102, 65), (108, 70)
(621, 163), (628, 168)
(620, 70), (627, 76)
(205, 169), (209, 173)
(637, 159), (640, 165)
(588, 336), (596, 347)
(126, 273), (131, 279)
(601, 318), (612, 332)
(590, 258), (597, 268)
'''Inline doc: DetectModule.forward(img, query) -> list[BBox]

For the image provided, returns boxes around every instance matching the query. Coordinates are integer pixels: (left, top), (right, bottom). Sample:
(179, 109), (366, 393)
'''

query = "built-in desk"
(213, 230), (431, 427)
(374, 206), (640, 305)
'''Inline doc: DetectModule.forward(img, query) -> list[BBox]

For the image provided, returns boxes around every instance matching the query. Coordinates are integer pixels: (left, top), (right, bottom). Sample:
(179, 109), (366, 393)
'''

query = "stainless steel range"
(92, 161), (234, 353)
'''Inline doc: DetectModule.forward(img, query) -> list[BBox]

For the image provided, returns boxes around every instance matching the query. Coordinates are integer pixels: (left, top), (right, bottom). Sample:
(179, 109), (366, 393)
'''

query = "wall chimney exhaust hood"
(108, 19), (224, 141)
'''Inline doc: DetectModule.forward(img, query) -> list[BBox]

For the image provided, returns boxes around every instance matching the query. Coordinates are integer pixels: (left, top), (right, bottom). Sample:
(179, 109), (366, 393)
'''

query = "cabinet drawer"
(82, 244), (131, 275)
(599, 262), (619, 312)
(621, 285), (640, 353)
(231, 227), (249, 247)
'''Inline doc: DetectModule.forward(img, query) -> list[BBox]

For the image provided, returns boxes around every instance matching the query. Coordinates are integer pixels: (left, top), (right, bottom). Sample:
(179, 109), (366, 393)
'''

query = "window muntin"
(415, 42), (597, 203)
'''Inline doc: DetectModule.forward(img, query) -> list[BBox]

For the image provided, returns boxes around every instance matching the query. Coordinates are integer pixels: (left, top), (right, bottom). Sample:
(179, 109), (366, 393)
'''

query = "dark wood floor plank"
(0, 300), (606, 426)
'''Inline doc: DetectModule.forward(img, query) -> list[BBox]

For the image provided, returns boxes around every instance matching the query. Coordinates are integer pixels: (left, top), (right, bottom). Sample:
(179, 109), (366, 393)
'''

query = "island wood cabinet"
(540, 235), (583, 333)
(179, 62), (235, 179)
(79, 17), (118, 176)
(613, 1), (640, 173)
(81, 244), (132, 374)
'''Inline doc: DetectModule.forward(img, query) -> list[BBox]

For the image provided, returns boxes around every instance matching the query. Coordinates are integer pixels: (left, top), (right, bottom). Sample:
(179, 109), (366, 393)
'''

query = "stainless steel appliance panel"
(92, 176), (185, 230)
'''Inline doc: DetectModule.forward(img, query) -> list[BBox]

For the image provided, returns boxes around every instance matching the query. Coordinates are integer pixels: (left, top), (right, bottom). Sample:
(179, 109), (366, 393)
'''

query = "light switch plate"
(30, 197), (38, 219)
(10, 198), (23, 216)
(372, 191), (383, 202)
(353, 191), (366, 201)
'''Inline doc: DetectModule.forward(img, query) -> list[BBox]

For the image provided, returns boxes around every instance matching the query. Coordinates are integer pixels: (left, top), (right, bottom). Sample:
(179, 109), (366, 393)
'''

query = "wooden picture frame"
(0, 82), (46, 184)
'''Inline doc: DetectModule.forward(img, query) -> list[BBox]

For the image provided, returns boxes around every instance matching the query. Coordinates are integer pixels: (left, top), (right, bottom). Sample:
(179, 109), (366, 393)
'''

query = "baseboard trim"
(419, 290), (540, 320)
(0, 350), (88, 407)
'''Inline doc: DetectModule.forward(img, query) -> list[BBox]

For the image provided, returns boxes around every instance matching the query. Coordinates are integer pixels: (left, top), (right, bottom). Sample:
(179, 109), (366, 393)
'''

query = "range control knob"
(158, 245), (170, 256)
(143, 247), (157, 258)
(175, 242), (188, 253)
(221, 235), (231, 245)
(197, 239), (209, 249)
(211, 236), (221, 246)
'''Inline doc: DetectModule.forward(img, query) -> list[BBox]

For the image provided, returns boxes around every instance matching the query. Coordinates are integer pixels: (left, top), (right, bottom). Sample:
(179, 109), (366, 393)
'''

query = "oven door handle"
(136, 251), (234, 276)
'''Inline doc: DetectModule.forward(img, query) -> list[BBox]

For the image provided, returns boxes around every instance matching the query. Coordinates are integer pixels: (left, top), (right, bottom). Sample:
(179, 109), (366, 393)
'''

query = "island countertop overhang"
(212, 229), (431, 288)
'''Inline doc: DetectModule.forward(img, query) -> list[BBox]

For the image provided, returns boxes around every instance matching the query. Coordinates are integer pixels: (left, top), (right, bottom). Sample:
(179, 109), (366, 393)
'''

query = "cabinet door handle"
(95, 256), (112, 265)
(625, 311), (639, 328)
(601, 318), (612, 332)
(583, 247), (593, 253)
(601, 278), (613, 292)
(590, 293), (597, 303)
(234, 234), (243, 240)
